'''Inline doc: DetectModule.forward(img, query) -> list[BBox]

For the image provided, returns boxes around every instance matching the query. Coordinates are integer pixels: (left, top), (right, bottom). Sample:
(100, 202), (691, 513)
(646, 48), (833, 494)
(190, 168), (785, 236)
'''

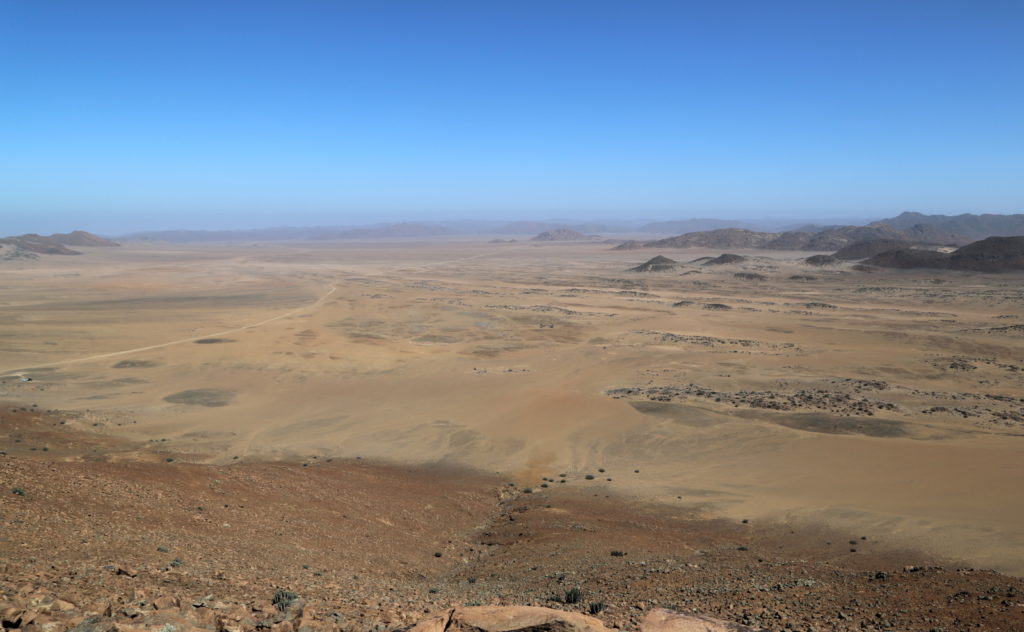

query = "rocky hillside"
(0, 231), (119, 255)
(628, 255), (679, 272)
(832, 239), (942, 260)
(49, 231), (121, 247)
(2, 406), (1023, 632)
(875, 211), (1024, 240)
(0, 234), (82, 255)
(617, 224), (962, 252)
(865, 236), (1024, 272)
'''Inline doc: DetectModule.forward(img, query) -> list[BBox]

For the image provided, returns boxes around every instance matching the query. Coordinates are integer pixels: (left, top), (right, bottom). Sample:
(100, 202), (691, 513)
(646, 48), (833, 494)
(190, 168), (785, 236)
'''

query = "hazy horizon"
(3, 2), (1022, 235)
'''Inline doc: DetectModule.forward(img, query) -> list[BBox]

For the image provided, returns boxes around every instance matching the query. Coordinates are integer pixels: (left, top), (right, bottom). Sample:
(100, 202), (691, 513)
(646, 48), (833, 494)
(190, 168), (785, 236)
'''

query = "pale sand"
(2, 239), (1022, 573)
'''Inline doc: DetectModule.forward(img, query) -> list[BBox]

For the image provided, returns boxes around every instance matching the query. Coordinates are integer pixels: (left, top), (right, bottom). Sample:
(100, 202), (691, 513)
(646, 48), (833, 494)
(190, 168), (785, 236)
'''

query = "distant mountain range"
(872, 212), (1024, 240)
(638, 218), (751, 234)
(0, 231), (119, 255)
(530, 228), (601, 242)
(614, 223), (966, 252)
(311, 222), (455, 239)
(12, 212), (1021, 248)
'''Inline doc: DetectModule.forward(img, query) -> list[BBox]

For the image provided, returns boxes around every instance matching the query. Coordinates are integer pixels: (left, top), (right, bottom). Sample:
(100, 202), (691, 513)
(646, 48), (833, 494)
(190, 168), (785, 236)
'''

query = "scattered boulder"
(405, 607), (762, 632)
(407, 606), (610, 632)
(641, 607), (764, 632)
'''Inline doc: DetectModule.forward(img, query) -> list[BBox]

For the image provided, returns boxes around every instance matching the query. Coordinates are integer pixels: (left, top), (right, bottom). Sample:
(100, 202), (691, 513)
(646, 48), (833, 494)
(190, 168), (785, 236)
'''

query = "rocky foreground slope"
(2, 406), (1023, 632)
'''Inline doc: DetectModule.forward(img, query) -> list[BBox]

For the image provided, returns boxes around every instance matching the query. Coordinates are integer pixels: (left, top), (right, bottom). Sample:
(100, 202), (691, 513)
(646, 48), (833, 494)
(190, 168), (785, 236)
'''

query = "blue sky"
(2, 0), (1022, 233)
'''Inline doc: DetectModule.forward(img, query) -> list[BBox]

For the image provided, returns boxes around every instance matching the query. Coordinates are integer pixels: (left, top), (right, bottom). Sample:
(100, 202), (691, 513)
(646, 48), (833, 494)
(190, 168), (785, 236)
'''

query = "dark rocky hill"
(875, 212), (1024, 240)
(833, 239), (938, 260)
(49, 230), (120, 247)
(0, 234), (82, 255)
(621, 224), (963, 252)
(642, 229), (775, 249)
(629, 255), (679, 272)
(865, 236), (1024, 272)
(947, 236), (1024, 272)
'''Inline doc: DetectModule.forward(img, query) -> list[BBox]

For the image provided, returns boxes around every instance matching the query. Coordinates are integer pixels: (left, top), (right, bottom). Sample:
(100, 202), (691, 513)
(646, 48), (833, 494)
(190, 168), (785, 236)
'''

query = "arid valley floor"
(3, 240), (1024, 631)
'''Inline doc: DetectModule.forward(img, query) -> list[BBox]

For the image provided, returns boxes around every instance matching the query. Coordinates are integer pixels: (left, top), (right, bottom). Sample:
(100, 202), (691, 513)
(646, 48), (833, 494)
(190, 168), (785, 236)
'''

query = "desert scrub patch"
(164, 389), (235, 407)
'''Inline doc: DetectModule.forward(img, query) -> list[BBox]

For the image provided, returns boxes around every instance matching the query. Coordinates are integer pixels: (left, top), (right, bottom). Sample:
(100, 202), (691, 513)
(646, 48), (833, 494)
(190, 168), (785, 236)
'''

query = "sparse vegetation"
(12, 487), (26, 496)
(272, 589), (299, 611)
(563, 587), (582, 604)
(588, 601), (606, 615)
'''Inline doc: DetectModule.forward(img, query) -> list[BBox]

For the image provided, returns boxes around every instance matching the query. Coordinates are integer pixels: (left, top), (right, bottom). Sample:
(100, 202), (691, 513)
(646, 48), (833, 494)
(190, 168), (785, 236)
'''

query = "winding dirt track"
(0, 284), (337, 374)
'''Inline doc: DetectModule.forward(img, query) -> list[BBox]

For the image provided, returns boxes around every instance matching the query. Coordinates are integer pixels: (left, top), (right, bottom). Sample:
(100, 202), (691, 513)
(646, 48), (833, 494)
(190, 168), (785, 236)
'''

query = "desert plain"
(2, 239), (1024, 631)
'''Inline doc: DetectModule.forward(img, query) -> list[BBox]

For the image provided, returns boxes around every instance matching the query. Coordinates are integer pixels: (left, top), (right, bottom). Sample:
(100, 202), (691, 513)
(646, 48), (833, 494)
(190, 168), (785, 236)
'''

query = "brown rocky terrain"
(2, 408), (1023, 632)
(1, 239), (1023, 632)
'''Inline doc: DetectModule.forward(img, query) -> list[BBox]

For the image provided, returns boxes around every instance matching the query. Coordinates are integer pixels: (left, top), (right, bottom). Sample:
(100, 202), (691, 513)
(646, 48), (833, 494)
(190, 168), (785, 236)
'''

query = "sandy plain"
(2, 238), (1023, 576)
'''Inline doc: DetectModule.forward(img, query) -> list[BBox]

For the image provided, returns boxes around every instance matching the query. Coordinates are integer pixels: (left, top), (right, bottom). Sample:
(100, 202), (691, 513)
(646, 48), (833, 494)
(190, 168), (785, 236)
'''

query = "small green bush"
(588, 601), (606, 615)
(564, 587), (582, 604)
(272, 589), (299, 611)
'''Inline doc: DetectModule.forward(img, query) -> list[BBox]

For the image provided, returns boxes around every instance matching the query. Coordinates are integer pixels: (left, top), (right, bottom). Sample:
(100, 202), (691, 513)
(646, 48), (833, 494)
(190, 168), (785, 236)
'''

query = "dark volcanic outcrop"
(833, 239), (934, 260)
(947, 236), (1024, 272)
(865, 249), (952, 269)
(703, 253), (746, 265)
(803, 254), (838, 266)
(629, 255), (679, 272)
(865, 236), (1024, 272)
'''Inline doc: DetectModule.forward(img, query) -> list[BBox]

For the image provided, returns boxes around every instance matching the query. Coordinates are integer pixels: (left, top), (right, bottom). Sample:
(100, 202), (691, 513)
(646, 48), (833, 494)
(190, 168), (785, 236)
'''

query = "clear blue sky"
(2, 0), (1022, 233)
